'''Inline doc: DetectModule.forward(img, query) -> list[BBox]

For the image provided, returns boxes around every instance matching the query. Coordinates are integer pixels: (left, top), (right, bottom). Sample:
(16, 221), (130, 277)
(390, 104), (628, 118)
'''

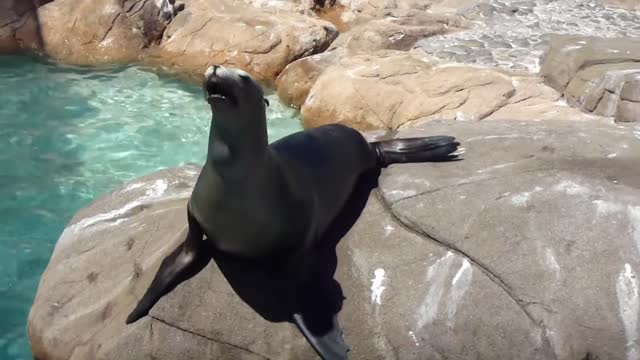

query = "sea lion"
(125, 65), (461, 359)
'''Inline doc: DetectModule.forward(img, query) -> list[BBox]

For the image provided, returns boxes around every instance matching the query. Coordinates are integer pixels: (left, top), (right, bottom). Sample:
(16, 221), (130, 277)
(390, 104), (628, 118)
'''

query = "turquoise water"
(0, 55), (302, 359)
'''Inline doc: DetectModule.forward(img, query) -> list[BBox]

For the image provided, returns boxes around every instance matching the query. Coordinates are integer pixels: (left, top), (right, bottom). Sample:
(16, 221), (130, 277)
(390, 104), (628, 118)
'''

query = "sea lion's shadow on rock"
(211, 167), (382, 331)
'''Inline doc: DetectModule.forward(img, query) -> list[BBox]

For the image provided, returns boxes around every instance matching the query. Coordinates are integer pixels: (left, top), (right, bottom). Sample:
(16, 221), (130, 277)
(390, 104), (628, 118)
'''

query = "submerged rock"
(28, 119), (640, 360)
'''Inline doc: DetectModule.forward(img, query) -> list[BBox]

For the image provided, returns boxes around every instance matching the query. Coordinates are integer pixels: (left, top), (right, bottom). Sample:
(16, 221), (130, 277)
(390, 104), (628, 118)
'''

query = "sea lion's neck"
(205, 116), (269, 173)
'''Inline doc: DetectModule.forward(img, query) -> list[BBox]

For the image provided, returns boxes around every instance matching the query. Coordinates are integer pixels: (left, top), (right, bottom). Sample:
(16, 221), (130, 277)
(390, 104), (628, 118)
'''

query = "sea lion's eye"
(263, 98), (270, 107)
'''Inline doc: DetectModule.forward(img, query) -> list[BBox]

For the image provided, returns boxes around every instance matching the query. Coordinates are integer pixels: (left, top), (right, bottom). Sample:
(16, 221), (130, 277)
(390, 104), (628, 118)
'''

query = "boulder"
(29, 119), (640, 360)
(274, 13), (462, 109)
(19, 0), (148, 65)
(540, 35), (640, 123)
(152, 0), (338, 83)
(286, 52), (604, 130)
(598, 0), (640, 10)
(8, 0), (336, 82)
(0, 0), (49, 53)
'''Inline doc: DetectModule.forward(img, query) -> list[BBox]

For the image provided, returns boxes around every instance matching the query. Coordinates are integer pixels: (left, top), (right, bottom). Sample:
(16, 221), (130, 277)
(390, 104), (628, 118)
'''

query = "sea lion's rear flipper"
(126, 211), (212, 325)
(371, 135), (461, 167)
(293, 312), (350, 360)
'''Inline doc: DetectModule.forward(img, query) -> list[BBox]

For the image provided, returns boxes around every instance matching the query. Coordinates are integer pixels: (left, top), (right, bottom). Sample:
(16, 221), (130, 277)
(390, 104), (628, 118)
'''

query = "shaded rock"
(0, 0), (49, 52)
(153, 0), (337, 83)
(288, 52), (603, 130)
(28, 119), (640, 360)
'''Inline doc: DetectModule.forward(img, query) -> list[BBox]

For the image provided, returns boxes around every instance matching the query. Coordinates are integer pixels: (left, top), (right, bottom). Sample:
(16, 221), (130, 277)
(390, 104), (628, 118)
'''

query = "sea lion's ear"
(264, 98), (270, 107)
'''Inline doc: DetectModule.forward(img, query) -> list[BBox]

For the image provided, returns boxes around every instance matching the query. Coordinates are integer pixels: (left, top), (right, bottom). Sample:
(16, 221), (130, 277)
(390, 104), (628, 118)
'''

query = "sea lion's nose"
(204, 65), (223, 79)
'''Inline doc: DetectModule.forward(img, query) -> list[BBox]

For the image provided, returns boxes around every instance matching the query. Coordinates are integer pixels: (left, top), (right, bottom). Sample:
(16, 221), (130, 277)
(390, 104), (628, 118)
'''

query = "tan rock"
(598, 0), (640, 10)
(486, 76), (609, 122)
(22, 0), (146, 65)
(153, 0), (338, 83)
(276, 49), (343, 107)
(540, 35), (640, 123)
(276, 15), (462, 108)
(540, 35), (640, 93)
(297, 52), (599, 131)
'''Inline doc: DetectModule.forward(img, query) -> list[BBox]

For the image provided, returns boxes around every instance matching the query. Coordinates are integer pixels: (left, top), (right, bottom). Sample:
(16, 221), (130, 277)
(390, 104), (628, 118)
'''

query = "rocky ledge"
(28, 119), (640, 360)
(3, 0), (640, 128)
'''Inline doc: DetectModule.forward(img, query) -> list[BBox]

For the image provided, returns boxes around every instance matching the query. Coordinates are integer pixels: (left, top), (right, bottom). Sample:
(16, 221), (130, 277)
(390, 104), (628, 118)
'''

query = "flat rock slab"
(28, 120), (640, 359)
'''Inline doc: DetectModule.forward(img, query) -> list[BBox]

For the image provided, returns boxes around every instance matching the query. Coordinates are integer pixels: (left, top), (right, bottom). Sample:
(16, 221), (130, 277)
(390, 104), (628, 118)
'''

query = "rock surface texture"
(4, 0), (337, 82)
(10, 0), (639, 129)
(540, 35), (640, 123)
(29, 120), (640, 360)
(278, 51), (607, 130)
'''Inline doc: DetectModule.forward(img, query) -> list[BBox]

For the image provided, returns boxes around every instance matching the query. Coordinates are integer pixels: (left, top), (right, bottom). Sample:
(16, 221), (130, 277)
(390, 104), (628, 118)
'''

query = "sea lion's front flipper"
(126, 211), (212, 324)
(293, 312), (350, 360)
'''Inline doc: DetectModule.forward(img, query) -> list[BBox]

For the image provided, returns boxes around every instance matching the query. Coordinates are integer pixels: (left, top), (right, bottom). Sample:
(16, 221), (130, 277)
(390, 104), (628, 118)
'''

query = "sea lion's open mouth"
(206, 80), (237, 106)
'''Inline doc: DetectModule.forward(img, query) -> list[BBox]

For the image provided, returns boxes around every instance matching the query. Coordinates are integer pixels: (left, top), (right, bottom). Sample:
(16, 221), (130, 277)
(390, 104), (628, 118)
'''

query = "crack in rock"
(149, 316), (271, 359)
(374, 191), (557, 358)
(99, 12), (122, 44)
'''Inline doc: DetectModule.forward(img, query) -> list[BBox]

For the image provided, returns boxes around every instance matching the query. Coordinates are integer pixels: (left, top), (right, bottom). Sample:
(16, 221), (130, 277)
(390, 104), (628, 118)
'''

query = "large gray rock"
(29, 120), (640, 359)
(540, 35), (640, 123)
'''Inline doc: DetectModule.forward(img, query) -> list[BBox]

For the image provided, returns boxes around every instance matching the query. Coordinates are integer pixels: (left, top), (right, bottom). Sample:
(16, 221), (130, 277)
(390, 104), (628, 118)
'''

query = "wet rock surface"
(415, 0), (640, 73)
(28, 119), (640, 360)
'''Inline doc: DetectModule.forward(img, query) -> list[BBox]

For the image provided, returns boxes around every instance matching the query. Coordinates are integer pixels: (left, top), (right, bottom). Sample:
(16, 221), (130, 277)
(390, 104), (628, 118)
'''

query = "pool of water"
(0, 55), (302, 360)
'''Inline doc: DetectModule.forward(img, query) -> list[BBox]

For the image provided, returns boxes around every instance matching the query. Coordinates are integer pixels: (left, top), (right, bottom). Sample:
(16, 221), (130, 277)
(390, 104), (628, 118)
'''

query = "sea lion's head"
(202, 65), (270, 162)
(203, 65), (269, 121)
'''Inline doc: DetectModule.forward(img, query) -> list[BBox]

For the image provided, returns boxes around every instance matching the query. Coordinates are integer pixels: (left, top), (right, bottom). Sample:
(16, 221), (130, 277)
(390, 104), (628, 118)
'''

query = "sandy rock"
(293, 52), (602, 130)
(28, 119), (640, 360)
(540, 35), (640, 93)
(598, 0), (640, 10)
(23, 0), (146, 65)
(486, 76), (609, 122)
(275, 14), (459, 108)
(153, 0), (338, 83)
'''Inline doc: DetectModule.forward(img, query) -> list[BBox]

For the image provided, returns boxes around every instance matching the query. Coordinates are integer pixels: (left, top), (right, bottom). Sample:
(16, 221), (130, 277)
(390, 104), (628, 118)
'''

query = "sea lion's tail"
(371, 136), (461, 168)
